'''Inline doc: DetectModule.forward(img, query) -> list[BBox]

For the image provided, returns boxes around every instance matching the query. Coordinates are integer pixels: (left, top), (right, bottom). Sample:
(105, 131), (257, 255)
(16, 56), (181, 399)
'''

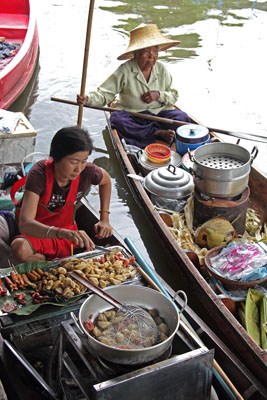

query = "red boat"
(0, 0), (39, 109)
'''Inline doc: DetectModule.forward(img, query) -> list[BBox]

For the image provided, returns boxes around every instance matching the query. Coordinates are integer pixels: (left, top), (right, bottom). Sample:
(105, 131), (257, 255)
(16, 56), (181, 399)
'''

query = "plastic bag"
(150, 194), (187, 213)
(210, 241), (267, 281)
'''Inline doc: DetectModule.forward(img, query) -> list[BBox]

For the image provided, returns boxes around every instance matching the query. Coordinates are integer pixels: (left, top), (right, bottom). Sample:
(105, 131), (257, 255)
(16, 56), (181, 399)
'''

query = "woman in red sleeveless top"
(11, 126), (112, 262)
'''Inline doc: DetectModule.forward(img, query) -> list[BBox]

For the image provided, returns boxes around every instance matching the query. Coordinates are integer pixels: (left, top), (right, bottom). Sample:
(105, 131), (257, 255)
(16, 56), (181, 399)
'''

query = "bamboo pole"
(51, 96), (267, 143)
(77, 0), (95, 127)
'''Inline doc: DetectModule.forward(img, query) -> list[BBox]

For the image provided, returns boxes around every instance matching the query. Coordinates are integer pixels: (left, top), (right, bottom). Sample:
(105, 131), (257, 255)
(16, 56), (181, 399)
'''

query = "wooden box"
(0, 110), (36, 164)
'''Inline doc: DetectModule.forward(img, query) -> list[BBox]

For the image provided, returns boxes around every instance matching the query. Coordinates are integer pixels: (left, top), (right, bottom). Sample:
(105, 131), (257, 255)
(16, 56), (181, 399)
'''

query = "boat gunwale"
(106, 112), (267, 386)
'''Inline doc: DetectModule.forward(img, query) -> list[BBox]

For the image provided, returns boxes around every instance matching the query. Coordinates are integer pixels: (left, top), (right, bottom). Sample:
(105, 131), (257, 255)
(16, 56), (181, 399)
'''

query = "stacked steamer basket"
(188, 142), (258, 234)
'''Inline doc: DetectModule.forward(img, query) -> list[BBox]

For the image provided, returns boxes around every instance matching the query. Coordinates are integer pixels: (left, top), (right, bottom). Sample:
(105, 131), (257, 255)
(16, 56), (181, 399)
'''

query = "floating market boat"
(104, 110), (267, 389)
(0, 0), (39, 109)
(0, 194), (266, 399)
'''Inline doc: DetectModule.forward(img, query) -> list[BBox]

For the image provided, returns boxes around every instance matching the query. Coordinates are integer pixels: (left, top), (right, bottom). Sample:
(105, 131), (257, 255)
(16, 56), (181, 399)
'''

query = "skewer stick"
(77, 0), (95, 127)
(70, 244), (74, 257)
(51, 96), (267, 143)
(8, 260), (17, 274)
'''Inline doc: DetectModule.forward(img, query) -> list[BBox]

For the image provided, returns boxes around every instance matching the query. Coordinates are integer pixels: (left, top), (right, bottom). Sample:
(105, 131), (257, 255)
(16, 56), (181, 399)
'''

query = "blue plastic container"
(175, 124), (210, 155)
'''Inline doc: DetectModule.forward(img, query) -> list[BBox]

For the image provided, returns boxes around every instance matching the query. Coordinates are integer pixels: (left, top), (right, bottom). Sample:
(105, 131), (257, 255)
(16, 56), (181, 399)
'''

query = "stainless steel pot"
(137, 149), (182, 176)
(75, 285), (186, 365)
(189, 143), (258, 198)
(128, 164), (194, 200)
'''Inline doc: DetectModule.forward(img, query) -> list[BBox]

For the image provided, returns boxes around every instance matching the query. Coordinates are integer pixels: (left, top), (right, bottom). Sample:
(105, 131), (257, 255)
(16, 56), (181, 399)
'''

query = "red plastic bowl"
(145, 144), (171, 164)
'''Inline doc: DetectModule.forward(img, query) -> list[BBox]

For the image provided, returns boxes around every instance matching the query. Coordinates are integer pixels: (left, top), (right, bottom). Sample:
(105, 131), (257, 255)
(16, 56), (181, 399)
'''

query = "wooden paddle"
(51, 96), (267, 143)
(77, 0), (95, 127)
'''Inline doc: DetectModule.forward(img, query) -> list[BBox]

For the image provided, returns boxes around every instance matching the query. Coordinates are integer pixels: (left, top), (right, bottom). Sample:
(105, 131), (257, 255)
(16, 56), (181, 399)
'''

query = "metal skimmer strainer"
(70, 271), (159, 347)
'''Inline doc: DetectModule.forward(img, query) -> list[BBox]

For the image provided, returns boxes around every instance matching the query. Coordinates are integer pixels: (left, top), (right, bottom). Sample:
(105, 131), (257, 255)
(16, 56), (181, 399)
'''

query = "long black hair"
(50, 126), (94, 161)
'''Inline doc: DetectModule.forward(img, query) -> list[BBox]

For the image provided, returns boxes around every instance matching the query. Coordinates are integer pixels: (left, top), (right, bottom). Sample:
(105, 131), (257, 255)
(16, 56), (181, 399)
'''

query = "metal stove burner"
(196, 187), (243, 202)
(55, 319), (213, 400)
(99, 345), (173, 374)
(58, 320), (172, 380)
(1, 317), (213, 400)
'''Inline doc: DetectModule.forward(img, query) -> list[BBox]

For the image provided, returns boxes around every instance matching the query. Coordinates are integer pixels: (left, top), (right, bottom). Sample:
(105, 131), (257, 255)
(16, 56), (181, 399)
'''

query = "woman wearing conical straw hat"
(77, 24), (190, 149)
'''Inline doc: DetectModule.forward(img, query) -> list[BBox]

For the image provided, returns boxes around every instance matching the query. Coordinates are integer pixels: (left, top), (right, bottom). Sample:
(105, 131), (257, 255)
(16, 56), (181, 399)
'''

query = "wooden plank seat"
(0, 14), (28, 40)
(0, 14), (28, 29)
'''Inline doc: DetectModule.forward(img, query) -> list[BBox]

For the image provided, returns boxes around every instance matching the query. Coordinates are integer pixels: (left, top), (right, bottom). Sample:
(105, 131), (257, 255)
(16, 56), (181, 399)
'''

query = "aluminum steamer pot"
(77, 285), (184, 365)
(128, 164), (194, 200)
(189, 142), (258, 198)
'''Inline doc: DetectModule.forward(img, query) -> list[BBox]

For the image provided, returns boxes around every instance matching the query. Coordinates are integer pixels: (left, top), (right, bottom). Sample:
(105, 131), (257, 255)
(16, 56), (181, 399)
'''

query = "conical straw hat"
(118, 24), (180, 60)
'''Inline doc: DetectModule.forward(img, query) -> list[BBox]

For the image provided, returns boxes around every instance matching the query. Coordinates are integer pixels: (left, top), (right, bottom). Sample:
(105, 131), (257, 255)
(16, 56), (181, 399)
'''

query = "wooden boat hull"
(0, 199), (267, 398)
(0, 0), (39, 109)
(105, 116), (267, 387)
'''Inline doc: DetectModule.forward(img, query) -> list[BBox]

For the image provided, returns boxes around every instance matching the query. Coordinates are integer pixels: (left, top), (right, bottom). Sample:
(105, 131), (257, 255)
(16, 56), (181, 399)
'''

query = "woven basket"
(204, 246), (267, 290)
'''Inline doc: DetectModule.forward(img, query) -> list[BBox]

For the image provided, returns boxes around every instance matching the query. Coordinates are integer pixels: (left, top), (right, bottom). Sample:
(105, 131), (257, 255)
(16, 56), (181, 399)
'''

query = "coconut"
(194, 218), (236, 249)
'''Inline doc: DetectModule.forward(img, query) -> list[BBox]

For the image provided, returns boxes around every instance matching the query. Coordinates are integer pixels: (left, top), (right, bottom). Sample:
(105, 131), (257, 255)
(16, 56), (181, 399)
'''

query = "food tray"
(0, 246), (141, 317)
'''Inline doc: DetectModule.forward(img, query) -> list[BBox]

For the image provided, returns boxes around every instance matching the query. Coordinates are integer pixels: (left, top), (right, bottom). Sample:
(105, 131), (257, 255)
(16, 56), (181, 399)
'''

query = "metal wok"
(74, 285), (186, 365)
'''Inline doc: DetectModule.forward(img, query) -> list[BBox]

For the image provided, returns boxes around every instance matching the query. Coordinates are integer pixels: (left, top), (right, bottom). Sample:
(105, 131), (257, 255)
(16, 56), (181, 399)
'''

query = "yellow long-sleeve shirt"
(87, 59), (178, 114)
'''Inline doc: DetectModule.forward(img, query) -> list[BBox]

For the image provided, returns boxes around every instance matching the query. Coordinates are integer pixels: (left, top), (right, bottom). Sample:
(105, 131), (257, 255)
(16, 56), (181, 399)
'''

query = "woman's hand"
(77, 94), (89, 105)
(141, 90), (160, 104)
(94, 221), (113, 239)
(58, 228), (95, 250)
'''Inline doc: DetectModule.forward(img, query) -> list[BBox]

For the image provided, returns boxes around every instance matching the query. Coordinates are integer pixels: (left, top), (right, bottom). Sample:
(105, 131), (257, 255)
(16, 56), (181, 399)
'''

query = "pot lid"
(139, 150), (182, 171)
(182, 150), (195, 171)
(145, 165), (194, 199)
(176, 124), (209, 144)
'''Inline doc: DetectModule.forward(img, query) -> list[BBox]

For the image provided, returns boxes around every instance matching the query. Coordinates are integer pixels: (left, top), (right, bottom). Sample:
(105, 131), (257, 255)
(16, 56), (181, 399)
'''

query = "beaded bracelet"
(46, 225), (55, 238)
